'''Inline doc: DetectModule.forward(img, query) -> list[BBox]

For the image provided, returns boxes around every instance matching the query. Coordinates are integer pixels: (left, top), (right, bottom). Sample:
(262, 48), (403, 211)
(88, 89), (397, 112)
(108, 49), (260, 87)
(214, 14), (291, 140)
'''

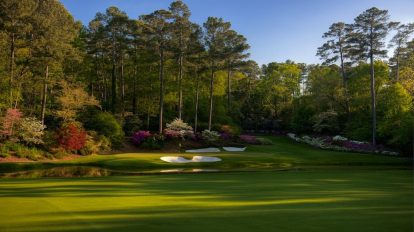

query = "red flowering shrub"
(1, 108), (23, 138)
(56, 123), (87, 151)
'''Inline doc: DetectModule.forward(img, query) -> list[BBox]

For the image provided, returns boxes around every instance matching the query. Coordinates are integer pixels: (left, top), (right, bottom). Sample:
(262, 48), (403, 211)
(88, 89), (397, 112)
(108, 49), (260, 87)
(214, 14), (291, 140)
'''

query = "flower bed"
(286, 133), (399, 156)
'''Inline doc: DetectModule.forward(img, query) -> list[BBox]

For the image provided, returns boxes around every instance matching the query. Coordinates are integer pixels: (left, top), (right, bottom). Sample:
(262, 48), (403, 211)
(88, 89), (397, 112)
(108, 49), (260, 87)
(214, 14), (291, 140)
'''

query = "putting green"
(0, 137), (411, 174)
(0, 169), (412, 232)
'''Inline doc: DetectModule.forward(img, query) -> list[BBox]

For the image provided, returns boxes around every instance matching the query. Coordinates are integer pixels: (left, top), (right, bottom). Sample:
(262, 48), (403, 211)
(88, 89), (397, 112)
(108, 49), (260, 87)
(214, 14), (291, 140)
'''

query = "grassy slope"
(0, 136), (411, 173)
(0, 170), (412, 232)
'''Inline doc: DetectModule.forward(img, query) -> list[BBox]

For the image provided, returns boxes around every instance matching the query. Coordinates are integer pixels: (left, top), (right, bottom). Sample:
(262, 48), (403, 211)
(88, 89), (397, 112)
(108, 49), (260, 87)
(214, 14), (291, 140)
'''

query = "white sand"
(191, 169), (219, 172)
(192, 156), (221, 162)
(160, 155), (221, 163)
(222, 147), (246, 152)
(160, 156), (192, 163)
(159, 169), (184, 173)
(185, 147), (221, 153)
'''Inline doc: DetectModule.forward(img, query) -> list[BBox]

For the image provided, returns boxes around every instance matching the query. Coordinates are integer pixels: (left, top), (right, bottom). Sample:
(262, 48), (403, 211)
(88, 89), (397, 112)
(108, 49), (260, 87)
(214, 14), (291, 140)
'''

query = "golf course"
(0, 136), (412, 232)
(1, 1), (414, 231)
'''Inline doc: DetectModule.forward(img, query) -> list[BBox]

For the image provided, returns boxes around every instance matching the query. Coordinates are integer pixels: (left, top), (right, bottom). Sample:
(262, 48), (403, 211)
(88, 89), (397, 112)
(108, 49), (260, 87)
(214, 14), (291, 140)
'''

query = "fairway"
(0, 169), (413, 232)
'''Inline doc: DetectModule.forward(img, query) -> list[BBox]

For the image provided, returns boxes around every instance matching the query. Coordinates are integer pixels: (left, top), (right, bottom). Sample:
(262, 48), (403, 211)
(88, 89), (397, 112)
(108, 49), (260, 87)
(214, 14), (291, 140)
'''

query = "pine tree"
(351, 7), (394, 146)
(141, 10), (173, 133)
(389, 23), (414, 82)
(29, 0), (79, 124)
(169, 0), (192, 119)
(203, 17), (231, 130)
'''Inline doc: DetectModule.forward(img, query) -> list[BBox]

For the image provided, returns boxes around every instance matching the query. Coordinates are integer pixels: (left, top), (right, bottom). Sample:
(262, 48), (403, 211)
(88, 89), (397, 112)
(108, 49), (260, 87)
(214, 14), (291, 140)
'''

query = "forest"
(0, 0), (413, 158)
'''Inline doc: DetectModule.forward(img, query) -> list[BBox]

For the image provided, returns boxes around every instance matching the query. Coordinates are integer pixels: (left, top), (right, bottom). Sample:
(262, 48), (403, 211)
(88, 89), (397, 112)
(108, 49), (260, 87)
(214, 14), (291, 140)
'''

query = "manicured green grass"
(0, 136), (411, 173)
(0, 170), (413, 232)
(0, 136), (412, 231)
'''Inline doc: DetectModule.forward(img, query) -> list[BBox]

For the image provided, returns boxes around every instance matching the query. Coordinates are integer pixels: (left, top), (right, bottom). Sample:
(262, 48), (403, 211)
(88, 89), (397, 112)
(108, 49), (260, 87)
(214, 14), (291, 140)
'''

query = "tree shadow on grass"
(0, 171), (412, 232)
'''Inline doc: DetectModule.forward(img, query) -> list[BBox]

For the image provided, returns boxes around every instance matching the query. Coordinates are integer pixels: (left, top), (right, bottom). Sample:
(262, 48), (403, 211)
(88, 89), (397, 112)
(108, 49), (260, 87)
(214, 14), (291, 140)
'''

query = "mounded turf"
(0, 136), (412, 232)
(0, 136), (411, 173)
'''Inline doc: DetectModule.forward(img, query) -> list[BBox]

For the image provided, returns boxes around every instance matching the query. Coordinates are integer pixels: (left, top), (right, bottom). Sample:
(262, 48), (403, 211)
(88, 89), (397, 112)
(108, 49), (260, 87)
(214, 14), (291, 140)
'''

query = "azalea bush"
(56, 122), (87, 151)
(286, 133), (399, 155)
(131, 131), (152, 146)
(164, 118), (194, 140)
(17, 117), (46, 145)
(201, 130), (220, 142)
(313, 110), (339, 134)
(0, 108), (23, 139)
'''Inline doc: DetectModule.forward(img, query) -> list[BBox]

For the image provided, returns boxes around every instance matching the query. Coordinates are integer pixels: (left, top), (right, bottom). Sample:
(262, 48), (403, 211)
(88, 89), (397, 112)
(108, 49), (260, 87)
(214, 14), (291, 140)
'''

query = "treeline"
(0, 1), (413, 154)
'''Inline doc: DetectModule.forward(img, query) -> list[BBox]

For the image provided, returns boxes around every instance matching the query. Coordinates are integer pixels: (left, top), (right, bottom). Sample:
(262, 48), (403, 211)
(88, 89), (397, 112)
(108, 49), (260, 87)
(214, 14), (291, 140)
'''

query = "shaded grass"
(0, 170), (413, 232)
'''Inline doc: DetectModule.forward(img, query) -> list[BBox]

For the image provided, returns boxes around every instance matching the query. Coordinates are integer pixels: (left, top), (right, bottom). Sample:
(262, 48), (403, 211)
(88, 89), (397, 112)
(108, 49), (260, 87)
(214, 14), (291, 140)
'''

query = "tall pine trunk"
(208, 65), (214, 131)
(194, 69), (200, 132)
(9, 33), (15, 107)
(395, 50), (400, 82)
(120, 55), (125, 117)
(103, 72), (108, 111)
(339, 45), (349, 113)
(178, 53), (183, 119)
(227, 66), (231, 111)
(369, 50), (376, 146)
(158, 48), (165, 134)
(111, 56), (117, 113)
(41, 65), (49, 124)
(132, 64), (137, 115)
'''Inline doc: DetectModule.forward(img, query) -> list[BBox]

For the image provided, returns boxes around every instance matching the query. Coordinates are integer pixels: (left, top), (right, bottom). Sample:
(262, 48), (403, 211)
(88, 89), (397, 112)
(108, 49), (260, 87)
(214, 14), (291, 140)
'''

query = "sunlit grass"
(0, 136), (412, 231)
(0, 170), (413, 232)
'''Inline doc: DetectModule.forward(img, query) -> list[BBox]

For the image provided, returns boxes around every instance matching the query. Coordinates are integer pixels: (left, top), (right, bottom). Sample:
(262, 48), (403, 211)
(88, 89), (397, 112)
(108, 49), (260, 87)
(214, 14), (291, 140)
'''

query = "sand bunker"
(160, 156), (192, 163)
(185, 147), (221, 153)
(222, 147), (246, 152)
(160, 155), (221, 163)
(191, 156), (221, 162)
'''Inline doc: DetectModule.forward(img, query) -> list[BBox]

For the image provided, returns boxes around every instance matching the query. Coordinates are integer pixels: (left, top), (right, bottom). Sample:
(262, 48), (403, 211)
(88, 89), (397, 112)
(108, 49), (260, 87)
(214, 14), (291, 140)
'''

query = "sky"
(60, 0), (414, 66)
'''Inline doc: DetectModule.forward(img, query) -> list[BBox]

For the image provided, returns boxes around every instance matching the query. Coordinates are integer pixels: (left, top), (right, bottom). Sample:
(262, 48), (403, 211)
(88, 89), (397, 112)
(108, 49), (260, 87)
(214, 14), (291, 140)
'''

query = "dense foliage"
(0, 1), (412, 157)
(56, 123), (87, 151)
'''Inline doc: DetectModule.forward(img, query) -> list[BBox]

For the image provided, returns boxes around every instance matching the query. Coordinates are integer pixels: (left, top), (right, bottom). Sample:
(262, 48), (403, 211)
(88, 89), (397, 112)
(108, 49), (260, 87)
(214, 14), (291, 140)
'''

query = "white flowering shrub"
(166, 118), (193, 131)
(287, 133), (300, 142)
(202, 130), (220, 142)
(17, 117), (46, 145)
(287, 133), (399, 156)
(164, 118), (194, 140)
(333, 135), (348, 142)
(287, 133), (296, 139)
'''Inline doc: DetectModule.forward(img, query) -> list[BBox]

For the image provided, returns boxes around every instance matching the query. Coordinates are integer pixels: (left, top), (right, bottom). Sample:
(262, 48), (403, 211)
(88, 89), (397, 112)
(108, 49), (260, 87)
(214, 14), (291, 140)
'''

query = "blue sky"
(60, 0), (414, 65)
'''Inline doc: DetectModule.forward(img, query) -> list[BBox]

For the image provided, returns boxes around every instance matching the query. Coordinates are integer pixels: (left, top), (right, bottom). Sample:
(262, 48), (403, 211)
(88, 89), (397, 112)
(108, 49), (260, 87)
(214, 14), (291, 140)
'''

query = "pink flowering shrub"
(164, 118), (194, 140)
(164, 128), (182, 139)
(0, 108), (23, 138)
(131, 131), (151, 146)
